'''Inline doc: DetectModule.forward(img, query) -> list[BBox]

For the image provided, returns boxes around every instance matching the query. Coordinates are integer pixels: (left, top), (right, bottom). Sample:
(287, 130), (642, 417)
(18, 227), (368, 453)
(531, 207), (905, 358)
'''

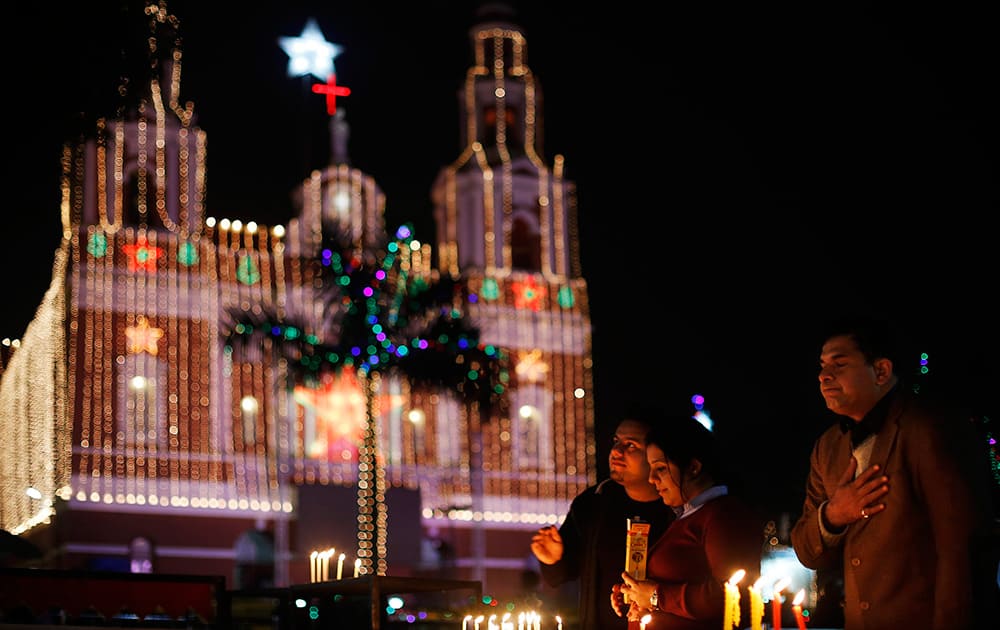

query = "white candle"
(462, 615), (472, 630)
(501, 612), (512, 630)
(354, 557), (361, 578)
(474, 614), (484, 630)
(487, 614), (497, 630)
(336, 553), (345, 580)
(556, 615), (562, 630)
(640, 613), (652, 630)
(309, 550), (318, 583)
(517, 612), (525, 630)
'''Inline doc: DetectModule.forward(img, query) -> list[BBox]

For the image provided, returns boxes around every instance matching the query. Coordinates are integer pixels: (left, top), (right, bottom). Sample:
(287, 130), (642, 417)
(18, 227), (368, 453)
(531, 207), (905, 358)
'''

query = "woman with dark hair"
(611, 415), (763, 629)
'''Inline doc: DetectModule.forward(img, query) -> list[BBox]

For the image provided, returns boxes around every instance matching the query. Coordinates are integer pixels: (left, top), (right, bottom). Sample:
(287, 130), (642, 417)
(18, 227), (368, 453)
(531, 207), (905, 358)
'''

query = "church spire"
(279, 17), (352, 166)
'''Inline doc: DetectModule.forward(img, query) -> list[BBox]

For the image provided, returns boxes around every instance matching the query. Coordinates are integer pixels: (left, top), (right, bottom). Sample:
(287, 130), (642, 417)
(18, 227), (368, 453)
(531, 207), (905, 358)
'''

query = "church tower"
(433, 4), (582, 280)
(425, 3), (597, 588)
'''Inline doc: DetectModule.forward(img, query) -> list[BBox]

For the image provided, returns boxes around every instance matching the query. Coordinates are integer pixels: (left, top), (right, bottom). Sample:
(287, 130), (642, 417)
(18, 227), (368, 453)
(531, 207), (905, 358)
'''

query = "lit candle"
(555, 615), (562, 630)
(321, 549), (330, 582)
(474, 614), (484, 630)
(488, 614), (497, 630)
(749, 577), (766, 630)
(792, 589), (807, 630)
(336, 553), (345, 580)
(640, 613), (652, 630)
(354, 557), (361, 578)
(772, 577), (790, 630)
(532, 612), (540, 630)
(724, 569), (746, 630)
(501, 612), (512, 630)
(309, 550), (318, 583)
(517, 612), (525, 630)
(463, 615), (473, 630)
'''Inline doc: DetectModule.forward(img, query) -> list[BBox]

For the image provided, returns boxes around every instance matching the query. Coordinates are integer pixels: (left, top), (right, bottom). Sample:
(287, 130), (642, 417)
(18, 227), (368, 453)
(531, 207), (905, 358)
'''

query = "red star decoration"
(122, 237), (164, 272)
(511, 276), (547, 311)
(292, 369), (406, 463)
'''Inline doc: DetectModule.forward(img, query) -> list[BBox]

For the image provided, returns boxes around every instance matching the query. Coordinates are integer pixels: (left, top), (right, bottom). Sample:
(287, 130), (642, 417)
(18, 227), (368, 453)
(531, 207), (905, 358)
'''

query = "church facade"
(0, 2), (594, 602)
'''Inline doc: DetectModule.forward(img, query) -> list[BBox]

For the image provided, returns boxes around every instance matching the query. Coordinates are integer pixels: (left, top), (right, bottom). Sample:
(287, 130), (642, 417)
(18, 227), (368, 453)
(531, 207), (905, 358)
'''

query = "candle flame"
(773, 576), (791, 595)
(793, 589), (806, 606)
(728, 569), (747, 585)
(640, 613), (652, 630)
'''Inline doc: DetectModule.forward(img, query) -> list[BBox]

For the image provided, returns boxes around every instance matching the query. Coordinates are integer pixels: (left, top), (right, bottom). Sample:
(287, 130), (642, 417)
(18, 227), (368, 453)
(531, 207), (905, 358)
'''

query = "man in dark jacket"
(791, 316), (997, 630)
(531, 410), (675, 629)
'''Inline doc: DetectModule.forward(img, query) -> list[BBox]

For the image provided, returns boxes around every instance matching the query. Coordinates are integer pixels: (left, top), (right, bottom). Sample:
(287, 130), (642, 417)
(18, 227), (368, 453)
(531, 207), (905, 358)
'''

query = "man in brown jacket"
(790, 316), (997, 630)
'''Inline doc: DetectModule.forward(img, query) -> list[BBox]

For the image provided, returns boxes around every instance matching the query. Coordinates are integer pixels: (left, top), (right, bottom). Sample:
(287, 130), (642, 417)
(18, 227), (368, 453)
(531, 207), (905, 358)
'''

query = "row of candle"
(308, 547), (361, 583)
(461, 612), (561, 630)
(724, 571), (808, 630)
(456, 572), (807, 630)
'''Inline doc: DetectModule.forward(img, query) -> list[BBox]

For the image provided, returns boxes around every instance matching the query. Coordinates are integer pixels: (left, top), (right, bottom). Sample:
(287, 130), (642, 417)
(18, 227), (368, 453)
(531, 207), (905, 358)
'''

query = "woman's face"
(646, 443), (684, 507)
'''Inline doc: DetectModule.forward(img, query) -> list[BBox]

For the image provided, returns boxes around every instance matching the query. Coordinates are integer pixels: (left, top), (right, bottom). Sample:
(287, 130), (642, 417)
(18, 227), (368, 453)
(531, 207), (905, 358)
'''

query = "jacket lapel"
(867, 391), (904, 470)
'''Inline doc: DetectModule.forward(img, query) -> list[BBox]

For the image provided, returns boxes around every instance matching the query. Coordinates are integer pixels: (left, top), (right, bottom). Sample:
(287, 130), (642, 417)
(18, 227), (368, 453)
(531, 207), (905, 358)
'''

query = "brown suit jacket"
(790, 387), (996, 630)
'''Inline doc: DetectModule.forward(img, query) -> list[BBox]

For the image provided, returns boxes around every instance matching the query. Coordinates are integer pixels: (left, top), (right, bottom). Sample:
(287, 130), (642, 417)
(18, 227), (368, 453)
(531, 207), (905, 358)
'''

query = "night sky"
(4, 1), (997, 517)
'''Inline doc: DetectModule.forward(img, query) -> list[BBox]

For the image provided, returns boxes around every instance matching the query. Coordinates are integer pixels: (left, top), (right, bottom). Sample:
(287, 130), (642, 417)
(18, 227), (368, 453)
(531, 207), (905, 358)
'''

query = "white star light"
(279, 18), (343, 80)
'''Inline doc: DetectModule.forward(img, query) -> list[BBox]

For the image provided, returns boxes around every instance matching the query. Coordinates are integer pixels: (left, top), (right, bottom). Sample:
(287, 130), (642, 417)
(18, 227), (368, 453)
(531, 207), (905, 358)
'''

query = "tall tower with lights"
(424, 4), (596, 588)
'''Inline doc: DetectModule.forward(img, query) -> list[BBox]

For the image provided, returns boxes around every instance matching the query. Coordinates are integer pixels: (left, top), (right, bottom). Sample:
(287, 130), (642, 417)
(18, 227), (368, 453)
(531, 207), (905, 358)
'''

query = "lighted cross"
(312, 73), (351, 115)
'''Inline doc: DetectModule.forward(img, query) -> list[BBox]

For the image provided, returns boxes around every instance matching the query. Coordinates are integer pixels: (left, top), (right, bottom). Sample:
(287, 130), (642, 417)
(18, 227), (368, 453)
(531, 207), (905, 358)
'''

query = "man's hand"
(824, 457), (889, 528)
(530, 525), (564, 565)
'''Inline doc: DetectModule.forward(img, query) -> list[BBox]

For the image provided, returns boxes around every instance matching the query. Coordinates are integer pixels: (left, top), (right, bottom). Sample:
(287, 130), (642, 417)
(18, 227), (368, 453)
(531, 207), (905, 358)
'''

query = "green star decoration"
(236, 254), (261, 285)
(87, 233), (108, 258)
(177, 241), (199, 266)
(481, 277), (499, 301)
(557, 286), (575, 308)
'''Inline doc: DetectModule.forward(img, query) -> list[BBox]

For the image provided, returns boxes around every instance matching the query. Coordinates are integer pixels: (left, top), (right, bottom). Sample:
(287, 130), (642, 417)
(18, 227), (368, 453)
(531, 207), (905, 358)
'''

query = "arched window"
(118, 353), (168, 450)
(512, 385), (553, 471)
(435, 395), (463, 467)
(511, 211), (541, 272)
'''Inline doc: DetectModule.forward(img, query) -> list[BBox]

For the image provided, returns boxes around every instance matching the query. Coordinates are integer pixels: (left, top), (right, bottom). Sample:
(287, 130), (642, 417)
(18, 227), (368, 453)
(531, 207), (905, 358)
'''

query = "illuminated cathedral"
(0, 1), (595, 601)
